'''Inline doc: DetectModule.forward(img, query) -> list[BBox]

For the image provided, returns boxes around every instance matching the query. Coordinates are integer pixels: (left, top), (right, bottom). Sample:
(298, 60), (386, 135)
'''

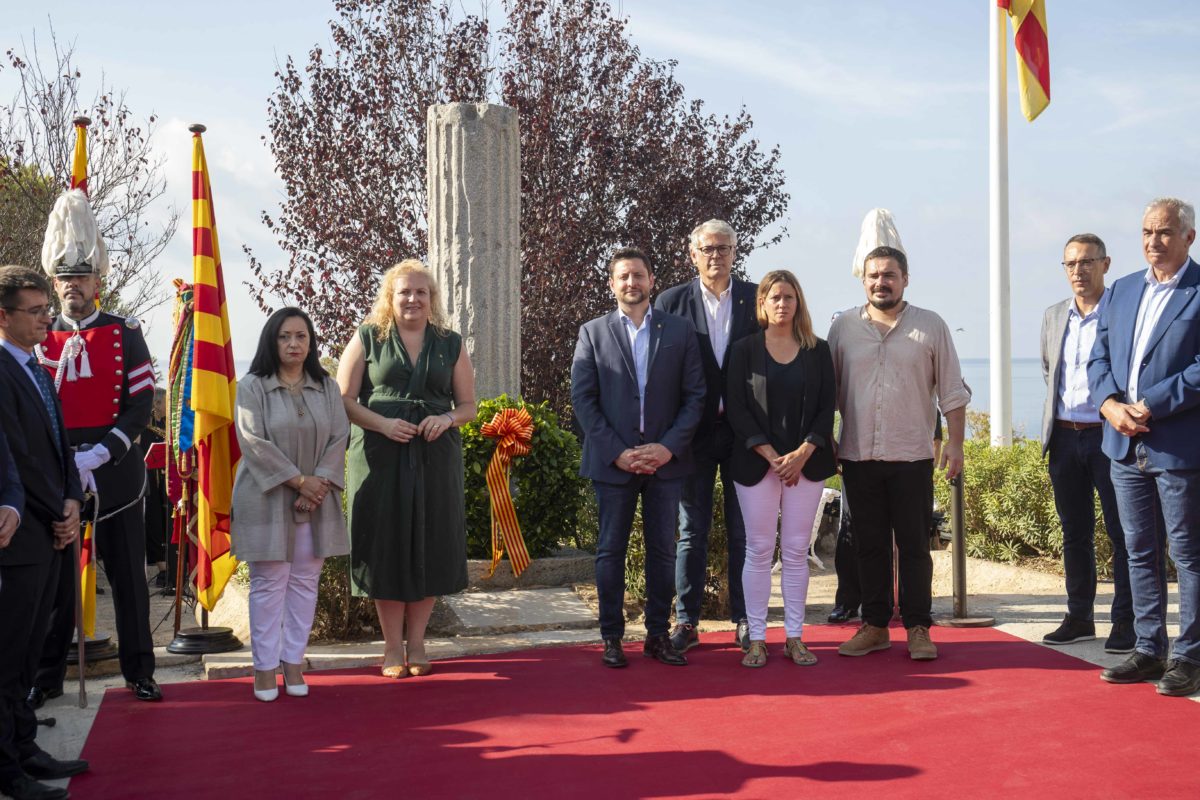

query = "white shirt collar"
(700, 281), (731, 304)
(60, 305), (101, 329)
(1143, 257), (1191, 288)
(618, 305), (652, 330)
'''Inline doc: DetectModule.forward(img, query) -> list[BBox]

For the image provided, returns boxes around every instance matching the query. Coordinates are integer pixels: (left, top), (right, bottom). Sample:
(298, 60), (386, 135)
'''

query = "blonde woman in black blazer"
(726, 270), (836, 668)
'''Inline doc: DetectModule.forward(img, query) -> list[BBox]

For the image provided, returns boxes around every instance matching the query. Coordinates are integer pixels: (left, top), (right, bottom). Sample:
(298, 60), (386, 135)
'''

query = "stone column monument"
(427, 102), (521, 399)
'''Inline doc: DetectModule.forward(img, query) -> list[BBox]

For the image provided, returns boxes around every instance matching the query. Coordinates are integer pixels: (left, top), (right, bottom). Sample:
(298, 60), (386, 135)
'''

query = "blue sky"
(6, 1), (1200, 369)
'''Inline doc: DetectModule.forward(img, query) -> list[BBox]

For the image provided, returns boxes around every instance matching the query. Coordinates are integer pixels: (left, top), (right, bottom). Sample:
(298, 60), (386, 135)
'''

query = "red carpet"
(75, 625), (1199, 799)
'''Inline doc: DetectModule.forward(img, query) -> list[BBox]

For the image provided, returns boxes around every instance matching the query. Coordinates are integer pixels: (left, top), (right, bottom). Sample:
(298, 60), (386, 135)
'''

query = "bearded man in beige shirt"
(828, 245), (971, 661)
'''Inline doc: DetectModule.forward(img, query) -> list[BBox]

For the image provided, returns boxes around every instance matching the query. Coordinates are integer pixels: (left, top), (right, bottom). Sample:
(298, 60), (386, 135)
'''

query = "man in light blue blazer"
(1088, 197), (1200, 697)
(572, 247), (705, 668)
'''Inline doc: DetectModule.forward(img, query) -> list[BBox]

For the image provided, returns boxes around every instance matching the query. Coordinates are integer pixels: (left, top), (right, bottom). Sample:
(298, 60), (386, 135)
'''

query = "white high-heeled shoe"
(282, 663), (309, 697)
(254, 685), (279, 702)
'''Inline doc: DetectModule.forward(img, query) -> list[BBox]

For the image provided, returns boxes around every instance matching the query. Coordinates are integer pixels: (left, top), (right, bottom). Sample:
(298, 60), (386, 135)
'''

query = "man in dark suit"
(1039, 233), (1133, 653)
(572, 248), (705, 668)
(1089, 197), (1200, 697)
(0, 265), (88, 800)
(655, 220), (759, 652)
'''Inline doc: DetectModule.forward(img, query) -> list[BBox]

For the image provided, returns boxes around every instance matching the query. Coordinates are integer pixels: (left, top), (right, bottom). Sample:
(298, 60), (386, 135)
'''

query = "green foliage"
(934, 426), (1114, 575)
(311, 555), (379, 642)
(462, 395), (588, 560)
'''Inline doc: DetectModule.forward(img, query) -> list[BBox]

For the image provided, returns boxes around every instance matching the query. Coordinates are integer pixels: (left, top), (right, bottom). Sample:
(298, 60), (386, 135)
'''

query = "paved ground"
(20, 550), (1193, 798)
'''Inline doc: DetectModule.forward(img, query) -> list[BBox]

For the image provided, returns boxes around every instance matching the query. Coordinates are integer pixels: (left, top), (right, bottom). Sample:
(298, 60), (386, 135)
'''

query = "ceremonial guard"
(28, 189), (162, 704)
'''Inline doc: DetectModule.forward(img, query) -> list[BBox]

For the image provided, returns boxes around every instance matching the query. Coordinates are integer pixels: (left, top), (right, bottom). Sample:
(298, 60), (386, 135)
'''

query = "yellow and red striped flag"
(189, 126), (240, 612)
(70, 116), (89, 194)
(70, 115), (99, 636)
(999, 0), (1050, 122)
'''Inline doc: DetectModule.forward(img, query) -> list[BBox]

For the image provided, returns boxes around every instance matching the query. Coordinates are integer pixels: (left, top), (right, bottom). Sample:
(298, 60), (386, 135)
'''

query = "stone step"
(437, 586), (598, 636)
(202, 628), (605, 680)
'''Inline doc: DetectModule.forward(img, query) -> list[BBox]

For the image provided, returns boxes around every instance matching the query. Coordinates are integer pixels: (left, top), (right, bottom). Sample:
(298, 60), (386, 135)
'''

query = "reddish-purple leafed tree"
(249, 0), (788, 416)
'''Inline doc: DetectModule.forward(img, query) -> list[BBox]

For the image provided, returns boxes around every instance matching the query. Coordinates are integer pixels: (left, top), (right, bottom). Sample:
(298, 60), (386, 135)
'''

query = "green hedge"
(933, 413), (1114, 575)
(462, 395), (588, 560)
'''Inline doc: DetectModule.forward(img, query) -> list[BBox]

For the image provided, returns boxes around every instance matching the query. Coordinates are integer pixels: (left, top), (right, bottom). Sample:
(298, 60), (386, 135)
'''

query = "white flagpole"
(989, 2), (1013, 447)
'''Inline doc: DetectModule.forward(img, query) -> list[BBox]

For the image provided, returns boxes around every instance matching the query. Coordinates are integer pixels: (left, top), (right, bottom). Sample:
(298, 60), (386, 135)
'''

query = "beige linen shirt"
(828, 303), (971, 462)
(230, 372), (350, 562)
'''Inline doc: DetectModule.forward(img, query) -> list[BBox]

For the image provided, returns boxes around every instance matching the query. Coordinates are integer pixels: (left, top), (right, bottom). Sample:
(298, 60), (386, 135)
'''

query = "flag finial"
(188, 123), (207, 134)
(72, 115), (91, 128)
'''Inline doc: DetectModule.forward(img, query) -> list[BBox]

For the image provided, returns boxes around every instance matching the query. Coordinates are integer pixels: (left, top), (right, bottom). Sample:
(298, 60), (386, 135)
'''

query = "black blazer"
(0, 423), (22, 514)
(0, 346), (84, 566)
(725, 332), (837, 486)
(654, 277), (759, 431)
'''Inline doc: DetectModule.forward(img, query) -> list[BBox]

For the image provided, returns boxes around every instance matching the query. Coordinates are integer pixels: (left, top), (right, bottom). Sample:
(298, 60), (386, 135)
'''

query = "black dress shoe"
(1099, 651), (1167, 684)
(126, 677), (163, 701)
(734, 619), (750, 653)
(643, 634), (687, 666)
(1104, 620), (1136, 654)
(1, 775), (70, 800)
(25, 687), (62, 711)
(827, 604), (860, 624)
(601, 638), (628, 669)
(20, 750), (89, 780)
(1157, 659), (1200, 697)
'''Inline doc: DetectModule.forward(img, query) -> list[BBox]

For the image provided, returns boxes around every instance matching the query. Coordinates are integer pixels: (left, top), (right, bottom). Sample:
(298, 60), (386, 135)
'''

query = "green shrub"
(934, 412), (1114, 575)
(462, 395), (588, 560)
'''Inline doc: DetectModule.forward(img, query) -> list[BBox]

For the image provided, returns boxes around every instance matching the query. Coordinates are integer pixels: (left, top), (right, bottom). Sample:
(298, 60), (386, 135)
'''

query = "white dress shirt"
(619, 306), (653, 434)
(701, 281), (732, 412)
(1055, 294), (1106, 423)
(1128, 259), (1191, 402)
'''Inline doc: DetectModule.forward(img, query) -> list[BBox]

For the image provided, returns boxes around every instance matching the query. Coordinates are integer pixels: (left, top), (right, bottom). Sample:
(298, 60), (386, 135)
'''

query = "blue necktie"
(27, 355), (63, 450)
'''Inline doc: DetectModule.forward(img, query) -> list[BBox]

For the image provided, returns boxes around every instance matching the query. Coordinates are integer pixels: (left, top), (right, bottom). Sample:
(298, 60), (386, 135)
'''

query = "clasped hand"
(293, 475), (332, 513)
(756, 443), (813, 487)
(52, 499), (81, 550)
(616, 443), (672, 474)
(1101, 397), (1151, 438)
(0, 506), (19, 548)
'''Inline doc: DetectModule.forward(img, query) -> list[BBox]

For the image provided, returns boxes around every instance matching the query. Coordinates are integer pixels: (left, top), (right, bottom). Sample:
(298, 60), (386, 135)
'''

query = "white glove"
(79, 468), (97, 495)
(74, 444), (111, 474)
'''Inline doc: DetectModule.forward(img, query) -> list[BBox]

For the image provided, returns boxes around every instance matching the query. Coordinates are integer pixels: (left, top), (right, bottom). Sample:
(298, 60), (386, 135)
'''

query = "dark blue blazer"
(1088, 258), (1200, 468)
(0, 346), (84, 566)
(0, 423), (22, 515)
(654, 277), (759, 430)
(571, 308), (706, 484)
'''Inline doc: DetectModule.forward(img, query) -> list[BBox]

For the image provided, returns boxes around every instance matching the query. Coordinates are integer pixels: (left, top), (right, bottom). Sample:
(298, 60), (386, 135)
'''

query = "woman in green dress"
(337, 260), (476, 678)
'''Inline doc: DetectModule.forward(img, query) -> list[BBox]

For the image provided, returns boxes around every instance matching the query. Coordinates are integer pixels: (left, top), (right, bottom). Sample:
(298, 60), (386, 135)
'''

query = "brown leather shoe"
(838, 623), (891, 656)
(907, 625), (938, 661)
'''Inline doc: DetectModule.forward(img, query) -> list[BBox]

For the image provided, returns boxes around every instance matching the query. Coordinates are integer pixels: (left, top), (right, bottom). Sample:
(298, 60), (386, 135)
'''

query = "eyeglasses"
(2, 305), (53, 318)
(1062, 258), (1103, 272)
(697, 245), (733, 257)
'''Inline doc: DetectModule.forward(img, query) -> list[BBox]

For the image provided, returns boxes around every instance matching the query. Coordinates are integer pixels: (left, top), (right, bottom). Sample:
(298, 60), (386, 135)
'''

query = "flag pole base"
(166, 626), (243, 655)
(67, 633), (119, 664)
(934, 615), (996, 628)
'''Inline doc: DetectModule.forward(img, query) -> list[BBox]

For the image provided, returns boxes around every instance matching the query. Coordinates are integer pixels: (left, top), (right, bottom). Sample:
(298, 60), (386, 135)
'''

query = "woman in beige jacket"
(232, 308), (349, 701)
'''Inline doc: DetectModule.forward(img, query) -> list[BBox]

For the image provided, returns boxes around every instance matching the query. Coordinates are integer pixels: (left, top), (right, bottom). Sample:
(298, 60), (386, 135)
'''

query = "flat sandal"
(741, 640), (769, 668)
(785, 637), (818, 666)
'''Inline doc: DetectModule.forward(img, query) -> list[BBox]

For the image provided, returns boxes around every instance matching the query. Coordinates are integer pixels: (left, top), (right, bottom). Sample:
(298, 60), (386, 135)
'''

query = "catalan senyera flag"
(999, 0), (1050, 122)
(190, 129), (241, 612)
(70, 117), (99, 637)
(70, 117), (89, 195)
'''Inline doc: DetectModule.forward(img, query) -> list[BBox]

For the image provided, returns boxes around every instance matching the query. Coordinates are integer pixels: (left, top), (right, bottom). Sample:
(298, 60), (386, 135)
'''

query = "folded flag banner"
(190, 126), (240, 612)
(480, 407), (534, 578)
(999, 0), (1050, 121)
(70, 116), (89, 195)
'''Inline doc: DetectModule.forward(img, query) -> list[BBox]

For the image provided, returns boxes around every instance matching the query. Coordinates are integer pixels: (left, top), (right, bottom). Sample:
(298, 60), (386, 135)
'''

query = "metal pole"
(72, 530), (87, 708)
(936, 471), (995, 628)
(989, 1), (1013, 447)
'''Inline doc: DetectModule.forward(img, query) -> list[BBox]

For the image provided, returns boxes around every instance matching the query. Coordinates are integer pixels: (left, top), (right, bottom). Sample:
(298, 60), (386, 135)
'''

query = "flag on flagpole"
(69, 115), (100, 635)
(189, 126), (240, 612)
(70, 116), (90, 194)
(999, 0), (1050, 121)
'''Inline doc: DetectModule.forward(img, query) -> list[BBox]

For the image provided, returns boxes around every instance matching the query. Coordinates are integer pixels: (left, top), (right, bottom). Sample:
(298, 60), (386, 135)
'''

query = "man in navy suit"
(572, 248), (705, 668)
(0, 265), (88, 800)
(655, 220), (759, 653)
(1089, 198), (1200, 697)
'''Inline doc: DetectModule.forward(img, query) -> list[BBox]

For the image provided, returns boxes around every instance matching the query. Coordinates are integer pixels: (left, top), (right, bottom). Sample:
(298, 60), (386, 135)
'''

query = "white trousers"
(248, 523), (324, 671)
(735, 472), (825, 640)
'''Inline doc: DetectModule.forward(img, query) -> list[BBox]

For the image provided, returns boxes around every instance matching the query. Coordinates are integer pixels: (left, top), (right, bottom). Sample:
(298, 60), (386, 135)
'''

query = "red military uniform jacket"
(37, 308), (154, 512)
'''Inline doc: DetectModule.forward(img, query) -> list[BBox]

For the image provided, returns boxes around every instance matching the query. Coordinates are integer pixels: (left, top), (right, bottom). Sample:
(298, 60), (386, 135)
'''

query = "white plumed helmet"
(851, 208), (905, 279)
(40, 188), (110, 279)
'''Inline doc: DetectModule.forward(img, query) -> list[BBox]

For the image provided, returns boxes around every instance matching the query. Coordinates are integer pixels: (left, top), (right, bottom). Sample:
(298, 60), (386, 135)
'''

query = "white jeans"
(248, 523), (324, 671)
(735, 472), (825, 641)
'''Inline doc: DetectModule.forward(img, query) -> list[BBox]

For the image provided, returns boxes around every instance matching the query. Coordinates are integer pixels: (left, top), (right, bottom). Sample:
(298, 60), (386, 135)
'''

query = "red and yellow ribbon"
(480, 408), (534, 577)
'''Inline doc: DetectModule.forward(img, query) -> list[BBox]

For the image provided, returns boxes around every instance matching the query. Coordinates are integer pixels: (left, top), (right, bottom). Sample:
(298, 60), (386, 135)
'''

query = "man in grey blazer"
(572, 248), (706, 668)
(1039, 233), (1133, 653)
